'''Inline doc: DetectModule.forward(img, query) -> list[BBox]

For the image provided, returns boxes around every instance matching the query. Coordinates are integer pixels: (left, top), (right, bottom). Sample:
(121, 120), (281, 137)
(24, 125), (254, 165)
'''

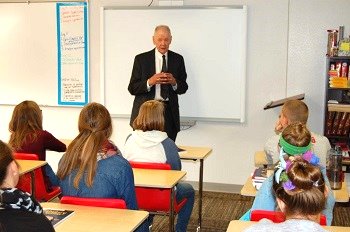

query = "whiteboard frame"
(100, 5), (247, 123)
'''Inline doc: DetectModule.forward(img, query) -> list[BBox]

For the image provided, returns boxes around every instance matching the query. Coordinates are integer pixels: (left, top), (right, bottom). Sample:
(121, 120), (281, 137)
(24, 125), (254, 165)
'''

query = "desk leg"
(170, 187), (175, 232)
(30, 171), (36, 197)
(197, 159), (204, 232)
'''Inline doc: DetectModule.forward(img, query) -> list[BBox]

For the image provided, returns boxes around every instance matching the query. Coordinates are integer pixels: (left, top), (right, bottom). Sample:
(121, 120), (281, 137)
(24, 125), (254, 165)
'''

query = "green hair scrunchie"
(279, 136), (311, 155)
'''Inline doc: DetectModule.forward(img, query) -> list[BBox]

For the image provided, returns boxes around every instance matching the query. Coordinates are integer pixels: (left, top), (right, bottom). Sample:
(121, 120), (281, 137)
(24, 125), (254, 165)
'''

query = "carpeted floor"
(151, 191), (350, 232)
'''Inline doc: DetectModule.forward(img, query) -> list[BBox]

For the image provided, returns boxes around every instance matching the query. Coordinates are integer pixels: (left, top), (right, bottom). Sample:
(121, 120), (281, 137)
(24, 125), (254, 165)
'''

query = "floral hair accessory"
(302, 151), (320, 166)
(275, 148), (288, 184)
(283, 180), (296, 191)
(275, 148), (297, 191)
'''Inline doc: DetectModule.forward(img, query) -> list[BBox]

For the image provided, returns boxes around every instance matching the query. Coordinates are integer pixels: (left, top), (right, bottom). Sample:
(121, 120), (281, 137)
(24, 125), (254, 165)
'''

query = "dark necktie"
(161, 55), (169, 100)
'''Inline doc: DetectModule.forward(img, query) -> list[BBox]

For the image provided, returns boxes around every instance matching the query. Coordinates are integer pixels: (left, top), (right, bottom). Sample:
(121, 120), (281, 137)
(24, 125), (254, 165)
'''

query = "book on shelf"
(331, 111), (342, 135)
(326, 111), (335, 135)
(44, 208), (74, 227)
(343, 114), (350, 136)
(337, 112), (348, 135)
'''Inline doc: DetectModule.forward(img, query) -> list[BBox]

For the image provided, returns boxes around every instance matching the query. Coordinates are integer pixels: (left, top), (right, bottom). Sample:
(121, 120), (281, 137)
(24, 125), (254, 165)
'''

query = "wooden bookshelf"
(324, 57), (350, 148)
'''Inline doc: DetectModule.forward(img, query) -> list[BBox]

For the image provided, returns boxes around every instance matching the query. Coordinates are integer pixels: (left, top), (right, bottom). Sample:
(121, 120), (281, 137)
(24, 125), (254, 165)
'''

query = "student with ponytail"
(244, 159), (328, 231)
(57, 103), (137, 208)
(249, 122), (335, 225)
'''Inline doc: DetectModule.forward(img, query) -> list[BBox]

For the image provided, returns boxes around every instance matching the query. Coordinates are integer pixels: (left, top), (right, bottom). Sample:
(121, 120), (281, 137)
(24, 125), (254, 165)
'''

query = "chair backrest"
(15, 153), (41, 195)
(128, 161), (186, 213)
(129, 161), (171, 170)
(250, 210), (327, 225)
(61, 196), (127, 209)
(14, 153), (61, 202)
(15, 152), (39, 160)
(251, 210), (285, 223)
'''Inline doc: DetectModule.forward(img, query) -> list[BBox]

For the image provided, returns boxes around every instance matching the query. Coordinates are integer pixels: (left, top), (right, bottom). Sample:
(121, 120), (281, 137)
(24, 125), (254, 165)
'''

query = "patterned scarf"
(0, 188), (43, 214)
(97, 140), (120, 161)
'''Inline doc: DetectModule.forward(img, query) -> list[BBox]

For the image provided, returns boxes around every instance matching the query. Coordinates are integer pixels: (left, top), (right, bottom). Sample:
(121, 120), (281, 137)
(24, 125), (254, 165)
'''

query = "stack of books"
(251, 167), (268, 190)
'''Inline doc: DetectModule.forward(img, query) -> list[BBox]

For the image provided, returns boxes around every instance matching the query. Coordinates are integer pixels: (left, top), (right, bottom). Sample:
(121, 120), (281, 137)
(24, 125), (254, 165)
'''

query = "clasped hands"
(149, 72), (176, 86)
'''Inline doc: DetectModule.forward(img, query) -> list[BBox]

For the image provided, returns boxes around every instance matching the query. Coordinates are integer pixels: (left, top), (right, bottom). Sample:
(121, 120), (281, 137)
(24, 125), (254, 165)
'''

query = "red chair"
(60, 196), (127, 209)
(129, 161), (187, 231)
(14, 153), (61, 202)
(251, 210), (327, 225)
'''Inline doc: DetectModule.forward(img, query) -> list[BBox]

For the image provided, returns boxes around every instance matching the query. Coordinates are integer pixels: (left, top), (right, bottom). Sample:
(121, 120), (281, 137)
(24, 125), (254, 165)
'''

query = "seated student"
(0, 140), (54, 232)
(123, 100), (195, 232)
(57, 102), (148, 232)
(250, 122), (335, 225)
(8, 100), (66, 191)
(264, 100), (331, 166)
(244, 159), (328, 232)
(57, 102), (137, 207)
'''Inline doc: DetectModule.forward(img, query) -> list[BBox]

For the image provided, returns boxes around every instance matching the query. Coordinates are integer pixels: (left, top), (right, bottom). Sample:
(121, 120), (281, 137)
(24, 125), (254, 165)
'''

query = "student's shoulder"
(99, 155), (131, 169)
(310, 132), (331, 145)
(40, 130), (56, 138)
(0, 209), (54, 232)
(161, 137), (178, 150)
(311, 131), (329, 141)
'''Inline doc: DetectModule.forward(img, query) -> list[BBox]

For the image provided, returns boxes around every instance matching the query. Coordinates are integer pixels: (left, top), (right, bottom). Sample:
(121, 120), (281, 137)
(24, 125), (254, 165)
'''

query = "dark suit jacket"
(128, 48), (188, 132)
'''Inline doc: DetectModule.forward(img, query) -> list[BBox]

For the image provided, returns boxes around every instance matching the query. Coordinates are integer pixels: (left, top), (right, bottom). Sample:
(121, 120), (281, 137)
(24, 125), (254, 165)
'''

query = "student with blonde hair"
(0, 140), (54, 232)
(264, 100), (331, 166)
(244, 159), (328, 232)
(123, 100), (194, 232)
(8, 100), (66, 191)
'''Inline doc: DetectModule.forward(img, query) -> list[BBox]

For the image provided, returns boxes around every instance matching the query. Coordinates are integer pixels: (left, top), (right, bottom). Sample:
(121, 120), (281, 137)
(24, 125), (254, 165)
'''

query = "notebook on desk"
(44, 208), (74, 227)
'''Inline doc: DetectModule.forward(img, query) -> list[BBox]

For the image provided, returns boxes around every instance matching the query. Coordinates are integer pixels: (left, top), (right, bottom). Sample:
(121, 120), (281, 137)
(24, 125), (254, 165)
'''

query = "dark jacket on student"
(0, 188), (55, 232)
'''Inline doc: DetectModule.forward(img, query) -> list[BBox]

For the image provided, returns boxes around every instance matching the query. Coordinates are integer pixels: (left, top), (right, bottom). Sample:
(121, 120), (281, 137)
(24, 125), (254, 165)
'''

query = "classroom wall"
(1, 0), (350, 190)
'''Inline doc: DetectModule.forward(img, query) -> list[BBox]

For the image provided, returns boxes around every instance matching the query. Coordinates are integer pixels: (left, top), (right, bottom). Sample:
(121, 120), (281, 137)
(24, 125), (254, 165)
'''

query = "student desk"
(17, 159), (47, 196)
(41, 202), (149, 232)
(178, 145), (212, 231)
(240, 176), (349, 203)
(132, 168), (186, 232)
(226, 220), (350, 232)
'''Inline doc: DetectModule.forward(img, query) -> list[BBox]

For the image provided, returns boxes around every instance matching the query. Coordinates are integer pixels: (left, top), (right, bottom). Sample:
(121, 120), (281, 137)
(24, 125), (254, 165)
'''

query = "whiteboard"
(101, 6), (247, 122)
(0, 2), (88, 107)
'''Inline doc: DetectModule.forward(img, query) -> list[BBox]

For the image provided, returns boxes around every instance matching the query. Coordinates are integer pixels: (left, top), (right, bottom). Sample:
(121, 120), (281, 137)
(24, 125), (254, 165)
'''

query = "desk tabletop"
(241, 176), (349, 203)
(178, 146), (212, 160)
(59, 141), (213, 161)
(17, 160), (47, 175)
(41, 202), (148, 232)
(226, 220), (350, 232)
(240, 177), (258, 197)
(133, 168), (186, 188)
(334, 180), (349, 203)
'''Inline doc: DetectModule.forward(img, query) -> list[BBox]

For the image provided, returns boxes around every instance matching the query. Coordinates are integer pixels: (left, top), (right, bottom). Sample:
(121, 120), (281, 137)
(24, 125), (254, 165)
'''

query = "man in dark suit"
(128, 25), (188, 141)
